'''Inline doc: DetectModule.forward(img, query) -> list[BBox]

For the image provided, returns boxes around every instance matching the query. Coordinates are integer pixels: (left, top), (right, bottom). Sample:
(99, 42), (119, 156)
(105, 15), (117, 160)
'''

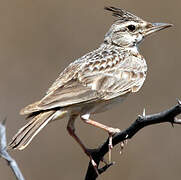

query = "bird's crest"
(104, 6), (141, 22)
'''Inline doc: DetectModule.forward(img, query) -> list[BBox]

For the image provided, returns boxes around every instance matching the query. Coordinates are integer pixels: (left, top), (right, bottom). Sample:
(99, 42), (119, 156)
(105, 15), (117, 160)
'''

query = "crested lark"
(9, 6), (172, 171)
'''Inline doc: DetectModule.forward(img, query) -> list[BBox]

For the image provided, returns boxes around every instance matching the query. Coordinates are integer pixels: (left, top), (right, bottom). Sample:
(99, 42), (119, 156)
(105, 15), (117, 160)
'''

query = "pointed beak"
(144, 23), (173, 36)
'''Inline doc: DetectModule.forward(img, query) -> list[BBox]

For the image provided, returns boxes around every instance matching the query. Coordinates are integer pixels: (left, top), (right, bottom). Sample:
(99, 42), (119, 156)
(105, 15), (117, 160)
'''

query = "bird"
(9, 6), (172, 172)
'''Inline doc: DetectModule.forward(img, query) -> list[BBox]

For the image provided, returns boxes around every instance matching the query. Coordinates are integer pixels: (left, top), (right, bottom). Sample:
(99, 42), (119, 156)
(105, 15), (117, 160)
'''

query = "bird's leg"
(67, 114), (99, 175)
(81, 114), (121, 163)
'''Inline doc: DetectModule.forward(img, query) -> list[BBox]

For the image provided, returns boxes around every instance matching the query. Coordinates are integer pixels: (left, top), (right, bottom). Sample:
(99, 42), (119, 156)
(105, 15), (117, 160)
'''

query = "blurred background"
(0, 0), (181, 179)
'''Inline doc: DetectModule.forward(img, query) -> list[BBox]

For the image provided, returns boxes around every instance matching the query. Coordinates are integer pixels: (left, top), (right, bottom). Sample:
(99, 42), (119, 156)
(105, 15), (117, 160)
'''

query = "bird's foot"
(119, 139), (128, 155)
(107, 127), (121, 163)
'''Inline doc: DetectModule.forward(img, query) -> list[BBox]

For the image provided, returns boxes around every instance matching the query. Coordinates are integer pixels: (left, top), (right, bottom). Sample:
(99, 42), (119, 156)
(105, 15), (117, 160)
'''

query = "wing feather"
(39, 79), (99, 109)
(22, 50), (147, 114)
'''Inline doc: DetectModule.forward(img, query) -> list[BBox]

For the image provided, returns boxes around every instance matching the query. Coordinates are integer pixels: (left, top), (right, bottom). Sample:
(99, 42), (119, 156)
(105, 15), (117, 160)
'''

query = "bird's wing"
(21, 51), (146, 114)
(77, 52), (147, 100)
(38, 79), (100, 110)
(46, 61), (83, 94)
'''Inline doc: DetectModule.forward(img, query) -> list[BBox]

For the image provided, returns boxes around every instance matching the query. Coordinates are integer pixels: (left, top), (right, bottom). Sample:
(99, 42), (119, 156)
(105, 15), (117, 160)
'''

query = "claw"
(119, 139), (128, 155)
(119, 141), (124, 154)
(108, 127), (121, 135)
(107, 128), (121, 163)
(90, 158), (99, 175)
(120, 141), (124, 148)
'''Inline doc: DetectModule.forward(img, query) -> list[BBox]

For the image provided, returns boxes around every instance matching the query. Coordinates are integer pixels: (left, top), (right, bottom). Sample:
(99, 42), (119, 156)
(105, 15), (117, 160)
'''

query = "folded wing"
(20, 52), (146, 115)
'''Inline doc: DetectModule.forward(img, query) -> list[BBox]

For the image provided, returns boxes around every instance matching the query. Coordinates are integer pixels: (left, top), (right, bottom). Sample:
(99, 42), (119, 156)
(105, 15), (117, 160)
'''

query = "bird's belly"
(80, 94), (129, 115)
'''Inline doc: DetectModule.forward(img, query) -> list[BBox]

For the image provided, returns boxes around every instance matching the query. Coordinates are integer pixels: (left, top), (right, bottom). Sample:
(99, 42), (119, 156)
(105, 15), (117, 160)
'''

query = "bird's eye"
(127, 25), (136, 32)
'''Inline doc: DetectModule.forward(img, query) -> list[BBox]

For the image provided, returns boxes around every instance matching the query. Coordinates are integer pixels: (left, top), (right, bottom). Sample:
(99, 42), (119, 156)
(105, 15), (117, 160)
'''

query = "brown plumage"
(9, 6), (172, 170)
(9, 111), (55, 150)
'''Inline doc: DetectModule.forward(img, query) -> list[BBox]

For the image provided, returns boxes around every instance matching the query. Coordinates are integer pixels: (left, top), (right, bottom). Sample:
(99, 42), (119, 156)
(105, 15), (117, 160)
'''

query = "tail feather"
(8, 110), (67, 150)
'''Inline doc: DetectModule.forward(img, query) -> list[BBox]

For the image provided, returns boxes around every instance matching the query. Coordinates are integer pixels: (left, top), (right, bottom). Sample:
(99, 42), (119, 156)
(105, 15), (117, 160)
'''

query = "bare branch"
(85, 101), (181, 180)
(0, 120), (25, 180)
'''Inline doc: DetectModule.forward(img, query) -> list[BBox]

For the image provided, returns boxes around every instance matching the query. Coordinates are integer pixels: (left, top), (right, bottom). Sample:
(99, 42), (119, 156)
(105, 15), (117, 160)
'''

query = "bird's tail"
(8, 110), (67, 150)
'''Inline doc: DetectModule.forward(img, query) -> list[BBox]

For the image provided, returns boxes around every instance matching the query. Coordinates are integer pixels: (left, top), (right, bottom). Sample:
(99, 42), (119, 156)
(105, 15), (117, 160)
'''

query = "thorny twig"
(85, 100), (181, 180)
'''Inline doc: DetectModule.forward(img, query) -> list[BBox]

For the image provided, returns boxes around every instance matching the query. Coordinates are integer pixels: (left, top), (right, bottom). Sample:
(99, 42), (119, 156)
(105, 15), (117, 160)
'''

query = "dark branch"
(0, 120), (25, 180)
(85, 101), (181, 180)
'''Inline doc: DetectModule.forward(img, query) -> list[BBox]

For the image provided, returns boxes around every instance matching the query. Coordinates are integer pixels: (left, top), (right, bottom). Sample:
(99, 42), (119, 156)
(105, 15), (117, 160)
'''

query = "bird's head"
(104, 7), (173, 48)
